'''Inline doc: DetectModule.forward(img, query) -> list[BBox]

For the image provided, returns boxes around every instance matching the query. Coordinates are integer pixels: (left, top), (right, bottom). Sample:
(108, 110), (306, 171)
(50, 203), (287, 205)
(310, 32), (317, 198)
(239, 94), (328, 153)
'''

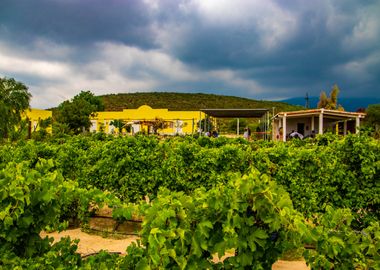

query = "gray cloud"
(0, 0), (379, 108)
(0, 0), (155, 48)
(152, 0), (380, 96)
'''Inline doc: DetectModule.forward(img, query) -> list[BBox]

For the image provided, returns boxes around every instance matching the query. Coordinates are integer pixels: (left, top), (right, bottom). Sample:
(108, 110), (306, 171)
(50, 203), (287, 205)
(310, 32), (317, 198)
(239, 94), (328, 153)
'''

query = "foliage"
(0, 157), (128, 268)
(0, 77), (31, 139)
(122, 170), (304, 269)
(317, 84), (344, 110)
(31, 117), (53, 141)
(55, 90), (104, 134)
(0, 134), (379, 268)
(365, 104), (380, 134)
(0, 134), (378, 228)
(304, 207), (380, 269)
(0, 159), (72, 256)
(9, 118), (29, 141)
(317, 91), (328, 109)
(329, 85), (339, 109)
(0, 237), (82, 269)
(251, 134), (380, 229)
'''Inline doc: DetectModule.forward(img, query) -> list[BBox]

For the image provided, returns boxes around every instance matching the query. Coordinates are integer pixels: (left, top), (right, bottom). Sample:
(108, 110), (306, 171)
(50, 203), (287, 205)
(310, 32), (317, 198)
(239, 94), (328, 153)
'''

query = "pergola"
(200, 108), (269, 137)
(126, 118), (198, 134)
(272, 109), (366, 142)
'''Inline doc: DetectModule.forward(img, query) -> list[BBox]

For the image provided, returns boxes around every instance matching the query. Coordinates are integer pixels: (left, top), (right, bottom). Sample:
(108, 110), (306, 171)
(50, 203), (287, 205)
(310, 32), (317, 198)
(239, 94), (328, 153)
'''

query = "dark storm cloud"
(150, 0), (380, 97)
(0, 0), (155, 48)
(0, 0), (379, 108)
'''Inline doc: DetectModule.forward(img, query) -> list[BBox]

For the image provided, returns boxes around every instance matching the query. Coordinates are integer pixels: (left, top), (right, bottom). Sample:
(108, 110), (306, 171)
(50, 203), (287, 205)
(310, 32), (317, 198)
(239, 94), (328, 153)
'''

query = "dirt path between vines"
(41, 229), (310, 270)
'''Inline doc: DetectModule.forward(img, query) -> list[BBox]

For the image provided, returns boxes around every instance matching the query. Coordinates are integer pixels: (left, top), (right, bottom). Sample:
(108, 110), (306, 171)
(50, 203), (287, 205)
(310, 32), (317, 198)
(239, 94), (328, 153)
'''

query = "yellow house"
(90, 105), (205, 135)
(25, 109), (53, 133)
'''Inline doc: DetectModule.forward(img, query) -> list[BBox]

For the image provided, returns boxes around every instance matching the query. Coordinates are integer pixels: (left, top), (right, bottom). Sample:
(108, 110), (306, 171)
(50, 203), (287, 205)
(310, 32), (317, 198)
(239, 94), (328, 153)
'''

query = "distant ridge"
(281, 97), (380, 112)
(99, 92), (303, 112)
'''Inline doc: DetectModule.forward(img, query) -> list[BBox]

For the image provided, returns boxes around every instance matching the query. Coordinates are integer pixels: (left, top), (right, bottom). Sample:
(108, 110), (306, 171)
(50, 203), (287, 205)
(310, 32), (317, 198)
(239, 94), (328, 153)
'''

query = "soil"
(41, 229), (310, 270)
(40, 228), (138, 256)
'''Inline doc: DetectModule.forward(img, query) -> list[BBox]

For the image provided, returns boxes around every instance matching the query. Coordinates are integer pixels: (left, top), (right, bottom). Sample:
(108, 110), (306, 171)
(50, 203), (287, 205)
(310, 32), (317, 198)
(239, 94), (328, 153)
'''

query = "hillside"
(99, 92), (302, 113)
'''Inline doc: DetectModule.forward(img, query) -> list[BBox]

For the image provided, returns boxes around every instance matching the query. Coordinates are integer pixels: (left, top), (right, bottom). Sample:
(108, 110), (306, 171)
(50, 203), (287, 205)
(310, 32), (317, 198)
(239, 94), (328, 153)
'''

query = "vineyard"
(0, 133), (379, 269)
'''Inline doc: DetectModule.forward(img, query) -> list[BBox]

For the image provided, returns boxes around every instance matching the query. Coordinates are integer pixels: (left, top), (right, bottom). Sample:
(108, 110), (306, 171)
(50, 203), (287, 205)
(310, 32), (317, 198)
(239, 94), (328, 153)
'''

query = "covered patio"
(272, 109), (366, 142)
(200, 108), (269, 138)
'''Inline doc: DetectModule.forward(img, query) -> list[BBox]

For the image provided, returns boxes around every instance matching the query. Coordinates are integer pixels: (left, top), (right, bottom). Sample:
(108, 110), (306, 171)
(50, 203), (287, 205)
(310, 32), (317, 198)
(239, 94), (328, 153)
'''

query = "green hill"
(99, 92), (302, 113)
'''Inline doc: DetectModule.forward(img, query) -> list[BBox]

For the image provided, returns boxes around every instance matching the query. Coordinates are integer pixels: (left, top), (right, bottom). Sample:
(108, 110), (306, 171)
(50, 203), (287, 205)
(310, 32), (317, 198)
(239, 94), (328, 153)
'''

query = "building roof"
(201, 108), (269, 118)
(273, 109), (366, 120)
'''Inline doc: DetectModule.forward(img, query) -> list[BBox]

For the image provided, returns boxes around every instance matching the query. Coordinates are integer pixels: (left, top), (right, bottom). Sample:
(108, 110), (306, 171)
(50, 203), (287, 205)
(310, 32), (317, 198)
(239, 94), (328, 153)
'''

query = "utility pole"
(305, 92), (310, 109)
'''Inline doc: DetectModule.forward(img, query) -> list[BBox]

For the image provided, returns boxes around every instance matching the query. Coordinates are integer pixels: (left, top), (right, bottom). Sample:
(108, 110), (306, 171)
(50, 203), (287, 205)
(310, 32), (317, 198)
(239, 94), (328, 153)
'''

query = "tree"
(365, 104), (380, 131)
(55, 91), (104, 134)
(0, 77), (31, 139)
(317, 84), (344, 110)
(317, 91), (328, 109)
(329, 84), (339, 109)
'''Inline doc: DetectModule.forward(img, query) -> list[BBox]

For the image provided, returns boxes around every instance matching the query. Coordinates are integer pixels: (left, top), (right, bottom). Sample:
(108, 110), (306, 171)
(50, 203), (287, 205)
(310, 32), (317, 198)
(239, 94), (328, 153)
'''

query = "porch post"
(356, 116), (360, 134)
(343, 121), (347, 135)
(319, 109), (324, 135)
(237, 118), (240, 136)
(199, 111), (202, 134)
(282, 114), (287, 142)
(311, 116), (315, 132)
(267, 112), (270, 141)
(264, 114), (267, 140)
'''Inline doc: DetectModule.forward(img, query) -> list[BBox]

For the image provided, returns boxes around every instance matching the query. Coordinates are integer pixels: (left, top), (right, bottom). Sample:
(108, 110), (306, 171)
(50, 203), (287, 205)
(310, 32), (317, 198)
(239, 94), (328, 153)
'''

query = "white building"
(272, 109), (366, 141)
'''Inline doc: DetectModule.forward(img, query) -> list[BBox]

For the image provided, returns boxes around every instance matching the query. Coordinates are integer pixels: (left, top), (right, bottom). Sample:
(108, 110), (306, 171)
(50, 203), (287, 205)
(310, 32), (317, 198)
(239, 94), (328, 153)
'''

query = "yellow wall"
(25, 109), (52, 132)
(91, 105), (205, 135)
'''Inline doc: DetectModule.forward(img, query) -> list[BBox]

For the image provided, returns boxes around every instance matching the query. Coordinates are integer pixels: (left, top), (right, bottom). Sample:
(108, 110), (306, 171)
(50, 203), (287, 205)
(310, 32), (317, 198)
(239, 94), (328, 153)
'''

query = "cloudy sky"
(1, 0), (379, 108)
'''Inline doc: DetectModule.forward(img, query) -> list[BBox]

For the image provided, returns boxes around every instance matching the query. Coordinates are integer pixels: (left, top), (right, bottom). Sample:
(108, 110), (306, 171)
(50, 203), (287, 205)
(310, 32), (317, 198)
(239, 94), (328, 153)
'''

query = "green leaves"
(0, 77), (31, 140)
(132, 170), (304, 269)
(3, 132), (378, 227)
(303, 207), (380, 269)
(55, 90), (104, 134)
(0, 133), (379, 268)
(0, 159), (111, 258)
